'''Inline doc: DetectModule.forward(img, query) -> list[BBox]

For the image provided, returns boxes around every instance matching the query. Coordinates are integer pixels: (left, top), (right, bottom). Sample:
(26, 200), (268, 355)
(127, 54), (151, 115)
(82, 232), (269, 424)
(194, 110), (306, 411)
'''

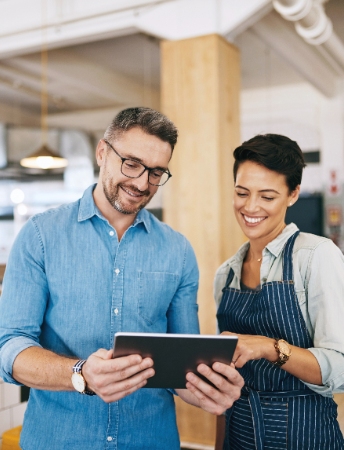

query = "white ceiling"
(0, 0), (343, 136)
(0, 33), (161, 128)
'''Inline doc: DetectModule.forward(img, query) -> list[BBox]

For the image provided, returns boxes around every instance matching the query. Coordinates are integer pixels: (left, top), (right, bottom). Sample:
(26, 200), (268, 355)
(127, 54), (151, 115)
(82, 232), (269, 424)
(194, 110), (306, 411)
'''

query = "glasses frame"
(103, 139), (172, 186)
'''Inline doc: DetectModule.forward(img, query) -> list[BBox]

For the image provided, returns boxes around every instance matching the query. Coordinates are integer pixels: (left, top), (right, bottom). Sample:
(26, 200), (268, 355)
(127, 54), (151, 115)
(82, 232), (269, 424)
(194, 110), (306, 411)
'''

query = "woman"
(215, 134), (344, 449)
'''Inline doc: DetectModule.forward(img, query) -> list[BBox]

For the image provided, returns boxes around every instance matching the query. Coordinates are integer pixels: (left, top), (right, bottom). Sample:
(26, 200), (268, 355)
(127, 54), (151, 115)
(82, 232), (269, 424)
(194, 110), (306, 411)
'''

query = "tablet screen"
(113, 332), (237, 388)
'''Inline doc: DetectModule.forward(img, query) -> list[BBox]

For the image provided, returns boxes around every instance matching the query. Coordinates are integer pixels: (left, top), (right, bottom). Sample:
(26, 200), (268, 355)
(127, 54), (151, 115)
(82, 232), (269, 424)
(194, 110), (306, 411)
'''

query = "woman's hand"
(222, 331), (277, 368)
(222, 331), (323, 385)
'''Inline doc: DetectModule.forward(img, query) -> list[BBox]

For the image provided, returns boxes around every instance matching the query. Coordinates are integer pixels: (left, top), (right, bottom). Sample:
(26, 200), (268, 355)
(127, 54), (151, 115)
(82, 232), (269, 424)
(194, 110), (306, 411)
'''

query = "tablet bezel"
(113, 332), (237, 388)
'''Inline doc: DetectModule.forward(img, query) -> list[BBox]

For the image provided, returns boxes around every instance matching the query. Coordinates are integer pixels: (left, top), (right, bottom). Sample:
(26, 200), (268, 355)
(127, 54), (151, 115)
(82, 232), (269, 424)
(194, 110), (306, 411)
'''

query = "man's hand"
(82, 349), (155, 403)
(177, 362), (244, 415)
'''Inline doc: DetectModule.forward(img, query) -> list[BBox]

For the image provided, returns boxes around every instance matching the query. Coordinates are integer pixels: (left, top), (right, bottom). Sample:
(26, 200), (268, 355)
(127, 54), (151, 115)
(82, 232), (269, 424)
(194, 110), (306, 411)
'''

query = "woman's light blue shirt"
(214, 223), (344, 397)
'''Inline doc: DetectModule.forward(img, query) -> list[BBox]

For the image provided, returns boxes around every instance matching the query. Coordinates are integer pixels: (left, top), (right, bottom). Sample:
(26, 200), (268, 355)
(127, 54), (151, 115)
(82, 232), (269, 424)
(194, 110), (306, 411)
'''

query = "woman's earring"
(289, 202), (292, 206)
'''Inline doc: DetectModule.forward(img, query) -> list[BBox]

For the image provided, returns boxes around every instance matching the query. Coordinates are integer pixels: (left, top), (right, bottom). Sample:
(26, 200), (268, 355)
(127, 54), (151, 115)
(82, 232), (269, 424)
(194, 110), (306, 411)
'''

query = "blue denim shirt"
(0, 184), (200, 450)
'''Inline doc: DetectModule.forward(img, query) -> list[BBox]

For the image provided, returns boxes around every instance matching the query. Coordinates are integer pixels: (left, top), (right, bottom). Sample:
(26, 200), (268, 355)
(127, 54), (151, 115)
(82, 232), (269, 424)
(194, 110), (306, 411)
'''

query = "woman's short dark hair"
(233, 134), (306, 192)
(104, 107), (178, 150)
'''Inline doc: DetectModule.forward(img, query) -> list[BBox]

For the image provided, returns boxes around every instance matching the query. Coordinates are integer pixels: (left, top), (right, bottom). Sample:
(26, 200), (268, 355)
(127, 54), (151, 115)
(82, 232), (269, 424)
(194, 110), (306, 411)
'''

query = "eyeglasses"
(104, 140), (172, 186)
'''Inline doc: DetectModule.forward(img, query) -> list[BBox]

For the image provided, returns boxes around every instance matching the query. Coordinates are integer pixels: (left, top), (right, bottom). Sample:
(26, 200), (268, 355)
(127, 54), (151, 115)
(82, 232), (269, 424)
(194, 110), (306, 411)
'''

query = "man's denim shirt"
(0, 184), (200, 450)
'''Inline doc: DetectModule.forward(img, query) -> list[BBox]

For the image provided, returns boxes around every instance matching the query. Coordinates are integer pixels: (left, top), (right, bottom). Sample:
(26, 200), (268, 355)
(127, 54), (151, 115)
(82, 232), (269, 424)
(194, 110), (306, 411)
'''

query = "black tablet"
(113, 332), (237, 388)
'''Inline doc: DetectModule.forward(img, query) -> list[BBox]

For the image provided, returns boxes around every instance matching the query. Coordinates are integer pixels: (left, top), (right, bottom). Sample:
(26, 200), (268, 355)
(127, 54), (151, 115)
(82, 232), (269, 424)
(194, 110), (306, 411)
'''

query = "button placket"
(113, 268), (121, 319)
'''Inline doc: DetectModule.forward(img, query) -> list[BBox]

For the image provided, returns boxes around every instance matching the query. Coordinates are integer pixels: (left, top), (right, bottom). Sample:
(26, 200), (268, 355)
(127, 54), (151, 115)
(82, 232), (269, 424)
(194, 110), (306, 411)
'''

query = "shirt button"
(115, 268), (120, 275)
(114, 308), (119, 315)
(109, 230), (114, 236)
(107, 436), (113, 442)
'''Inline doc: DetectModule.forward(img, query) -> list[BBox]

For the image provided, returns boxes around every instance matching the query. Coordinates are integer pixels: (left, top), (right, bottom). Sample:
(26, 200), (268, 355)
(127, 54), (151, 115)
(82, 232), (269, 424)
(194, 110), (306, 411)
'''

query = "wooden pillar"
(161, 34), (244, 446)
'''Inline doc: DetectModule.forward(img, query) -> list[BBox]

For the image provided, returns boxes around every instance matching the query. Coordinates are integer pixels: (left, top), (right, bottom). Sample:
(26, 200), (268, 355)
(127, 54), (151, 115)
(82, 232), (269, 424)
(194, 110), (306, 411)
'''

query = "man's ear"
(95, 140), (107, 167)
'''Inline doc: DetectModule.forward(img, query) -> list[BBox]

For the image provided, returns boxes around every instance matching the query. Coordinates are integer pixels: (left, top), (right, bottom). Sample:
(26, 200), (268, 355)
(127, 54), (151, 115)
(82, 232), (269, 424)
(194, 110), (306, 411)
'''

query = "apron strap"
(247, 389), (265, 450)
(223, 231), (300, 287)
(222, 267), (235, 292)
(282, 231), (300, 281)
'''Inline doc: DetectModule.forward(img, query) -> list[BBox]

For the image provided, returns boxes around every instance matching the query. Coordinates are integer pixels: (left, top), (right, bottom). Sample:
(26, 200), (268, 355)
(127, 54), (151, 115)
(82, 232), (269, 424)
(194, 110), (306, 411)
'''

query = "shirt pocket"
(138, 271), (179, 326)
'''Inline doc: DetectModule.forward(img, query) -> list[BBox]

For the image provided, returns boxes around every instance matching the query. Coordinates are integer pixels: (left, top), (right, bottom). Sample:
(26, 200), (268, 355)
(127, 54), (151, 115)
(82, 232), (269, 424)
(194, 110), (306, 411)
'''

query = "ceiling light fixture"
(20, 144), (67, 169)
(20, 5), (67, 170)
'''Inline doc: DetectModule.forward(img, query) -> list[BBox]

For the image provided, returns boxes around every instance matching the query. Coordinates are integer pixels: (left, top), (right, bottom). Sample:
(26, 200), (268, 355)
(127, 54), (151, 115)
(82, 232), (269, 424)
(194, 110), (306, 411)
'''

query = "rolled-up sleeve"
(303, 240), (344, 396)
(0, 218), (47, 384)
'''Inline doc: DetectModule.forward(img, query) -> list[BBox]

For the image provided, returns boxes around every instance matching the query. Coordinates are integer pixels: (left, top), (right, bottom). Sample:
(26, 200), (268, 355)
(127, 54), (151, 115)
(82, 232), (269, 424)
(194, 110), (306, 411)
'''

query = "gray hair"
(104, 107), (178, 150)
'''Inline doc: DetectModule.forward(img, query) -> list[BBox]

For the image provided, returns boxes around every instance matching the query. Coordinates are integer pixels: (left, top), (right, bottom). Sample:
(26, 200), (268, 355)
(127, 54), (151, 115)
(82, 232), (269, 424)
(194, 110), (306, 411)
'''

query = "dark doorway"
(286, 194), (324, 236)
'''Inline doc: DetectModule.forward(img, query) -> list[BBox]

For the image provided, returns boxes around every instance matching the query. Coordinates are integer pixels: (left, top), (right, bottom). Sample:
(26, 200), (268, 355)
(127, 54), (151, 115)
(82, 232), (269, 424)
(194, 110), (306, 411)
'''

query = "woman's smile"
(242, 214), (267, 225)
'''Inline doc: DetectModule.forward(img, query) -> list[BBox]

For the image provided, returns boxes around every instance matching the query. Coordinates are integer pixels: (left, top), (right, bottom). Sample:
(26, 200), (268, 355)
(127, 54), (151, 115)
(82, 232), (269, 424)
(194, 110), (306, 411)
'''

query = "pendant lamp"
(20, 144), (67, 169)
(20, 22), (67, 170)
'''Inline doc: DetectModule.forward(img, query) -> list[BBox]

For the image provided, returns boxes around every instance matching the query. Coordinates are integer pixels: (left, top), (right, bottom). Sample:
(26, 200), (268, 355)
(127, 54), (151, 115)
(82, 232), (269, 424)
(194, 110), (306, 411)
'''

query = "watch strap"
(73, 359), (87, 373)
(72, 359), (96, 395)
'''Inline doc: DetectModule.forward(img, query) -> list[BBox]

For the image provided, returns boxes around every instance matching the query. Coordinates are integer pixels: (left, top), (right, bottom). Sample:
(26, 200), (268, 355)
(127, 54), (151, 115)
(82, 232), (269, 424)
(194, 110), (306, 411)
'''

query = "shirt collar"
(132, 209), (151, 233)
(229, 222), (299, 280)
(77, 184), (151, 233)
(78, 184), (99, 222)
(265, 222), (299, 258)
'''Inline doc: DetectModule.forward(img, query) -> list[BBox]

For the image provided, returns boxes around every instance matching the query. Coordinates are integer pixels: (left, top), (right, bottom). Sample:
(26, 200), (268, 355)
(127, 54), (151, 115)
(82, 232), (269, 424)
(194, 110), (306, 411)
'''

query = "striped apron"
(217, 231), (344, 449)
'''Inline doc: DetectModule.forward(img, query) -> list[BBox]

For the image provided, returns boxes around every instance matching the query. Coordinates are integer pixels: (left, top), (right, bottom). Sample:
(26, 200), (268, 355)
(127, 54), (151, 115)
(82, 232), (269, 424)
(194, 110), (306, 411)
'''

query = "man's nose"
(132, 169), (150, 191)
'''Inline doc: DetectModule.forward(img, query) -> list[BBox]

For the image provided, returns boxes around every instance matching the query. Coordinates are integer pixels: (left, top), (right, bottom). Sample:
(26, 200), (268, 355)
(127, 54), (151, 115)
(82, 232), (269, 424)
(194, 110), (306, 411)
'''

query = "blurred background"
(1, 0), (344, 448)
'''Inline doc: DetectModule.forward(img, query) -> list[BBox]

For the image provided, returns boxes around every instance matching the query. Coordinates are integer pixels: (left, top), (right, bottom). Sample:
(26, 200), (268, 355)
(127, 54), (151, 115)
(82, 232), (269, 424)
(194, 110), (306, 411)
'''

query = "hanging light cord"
(41, 0), (48, 147)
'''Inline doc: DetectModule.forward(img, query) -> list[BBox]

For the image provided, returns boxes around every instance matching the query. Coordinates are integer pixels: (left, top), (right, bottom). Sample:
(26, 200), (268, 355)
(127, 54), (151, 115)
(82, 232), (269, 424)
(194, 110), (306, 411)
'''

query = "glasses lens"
(149, 170), (170, 186)
(121, 160), (145, 177)
(121, 158), (170, 186)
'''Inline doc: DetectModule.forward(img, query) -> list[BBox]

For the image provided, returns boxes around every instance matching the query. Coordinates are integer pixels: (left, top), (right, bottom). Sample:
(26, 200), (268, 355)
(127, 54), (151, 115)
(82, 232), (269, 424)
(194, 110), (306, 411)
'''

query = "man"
(0, 107), (243, 450)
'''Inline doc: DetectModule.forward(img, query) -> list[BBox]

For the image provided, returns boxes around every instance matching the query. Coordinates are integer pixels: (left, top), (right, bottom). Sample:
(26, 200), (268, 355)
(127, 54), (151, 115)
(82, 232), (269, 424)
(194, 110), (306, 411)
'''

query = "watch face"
(278, 340), (291, 355)
(71, 372), (86, 393)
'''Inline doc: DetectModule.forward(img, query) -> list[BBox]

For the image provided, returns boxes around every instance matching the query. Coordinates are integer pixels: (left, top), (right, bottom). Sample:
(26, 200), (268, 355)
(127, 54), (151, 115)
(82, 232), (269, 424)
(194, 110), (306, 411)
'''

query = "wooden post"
(161, 34), (244, 446)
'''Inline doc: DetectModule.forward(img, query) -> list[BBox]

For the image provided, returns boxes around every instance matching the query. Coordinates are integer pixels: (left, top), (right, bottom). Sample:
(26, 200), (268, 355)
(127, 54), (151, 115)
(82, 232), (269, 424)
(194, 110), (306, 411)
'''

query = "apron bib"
(217, 232), (344, 450)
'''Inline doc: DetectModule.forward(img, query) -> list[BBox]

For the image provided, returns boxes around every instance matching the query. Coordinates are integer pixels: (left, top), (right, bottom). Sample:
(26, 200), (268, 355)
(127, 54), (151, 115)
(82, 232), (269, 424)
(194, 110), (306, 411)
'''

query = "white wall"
(241, 82), (344, 194)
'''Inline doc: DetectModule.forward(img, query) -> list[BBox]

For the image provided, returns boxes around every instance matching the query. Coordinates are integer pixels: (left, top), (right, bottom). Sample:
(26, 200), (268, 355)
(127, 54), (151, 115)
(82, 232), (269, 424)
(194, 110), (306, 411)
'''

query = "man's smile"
(120, 185), (148, 198)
